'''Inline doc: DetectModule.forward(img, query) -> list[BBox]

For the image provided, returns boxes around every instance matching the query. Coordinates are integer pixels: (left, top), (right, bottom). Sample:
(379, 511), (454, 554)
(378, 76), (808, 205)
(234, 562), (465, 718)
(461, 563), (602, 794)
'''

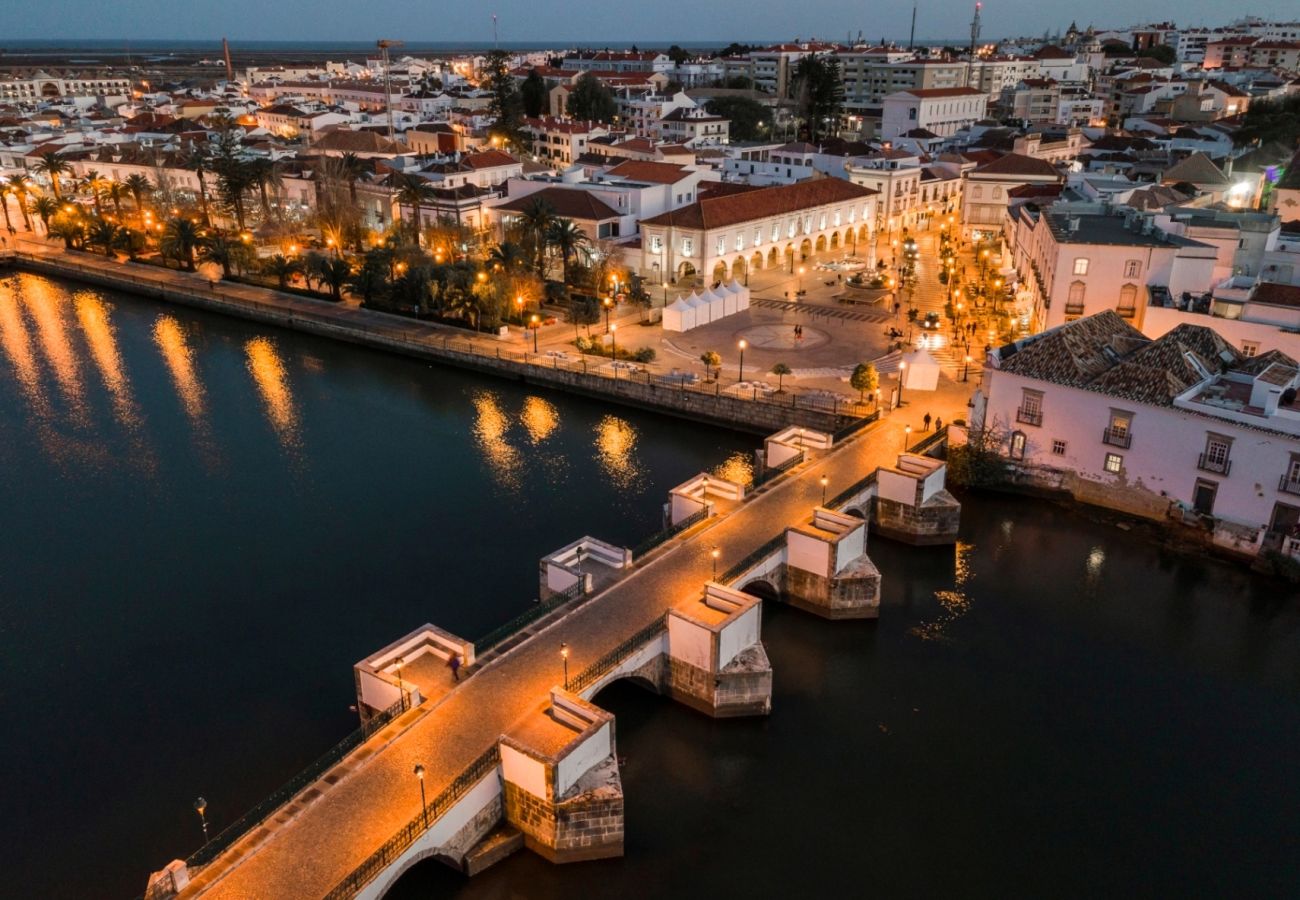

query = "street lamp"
(560, 643), (569, 690)
(414, 764), (428, 828)
(530, 314), (540, 352)
(737, 339), (746, 383)
(820, 475), (828, 505)
(193, 797), (209, 844)
(711, 546), (720, 579)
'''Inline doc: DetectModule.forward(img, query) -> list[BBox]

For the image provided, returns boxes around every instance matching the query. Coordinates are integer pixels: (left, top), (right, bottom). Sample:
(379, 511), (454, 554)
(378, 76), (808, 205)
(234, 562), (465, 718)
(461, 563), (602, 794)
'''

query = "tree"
(34, 151), (70, 200)
(566, 73), (618, 123)
(5, 174), (35, 230)
(262, 254), (303, 290)
(395, 174), (432, 245)
(30, 195), (59, 232)
(705, 96), (772, 141)
(123, 173), (153, 210)
(547, 218), (589, 285)
(771, 362), (792, 393)
(521, 69), (548, 118)
(568, 293), (600, 336)
(484, 49), (524, 143)
(700, 350), (721, 381)
(850, 362), (878, 402)
(161, 217), (202, 270)
(792, 54), (844, 142)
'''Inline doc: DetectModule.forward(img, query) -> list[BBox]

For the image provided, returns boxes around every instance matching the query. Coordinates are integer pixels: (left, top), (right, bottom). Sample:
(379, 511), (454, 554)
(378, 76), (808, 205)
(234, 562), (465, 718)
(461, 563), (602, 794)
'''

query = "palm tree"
(29, 196), (59, 233)
(186, 152), (213, 224)
(83, 169), (107, 215)
(48, 217), (84, 250)
(518, 197), (558, 277)
(771, 362), (792, 393)
(317, 257), (352, 301)
(5, 174), (35, 230)
(161, 217), (201, 271)
(34, 151), (70, 200)
(487, 240), (528, 273)
(123, 173), (153, 210)
(547, 218), (589, 286)
(86, 217), (122, 256)
(395, 174), (432, 245)
(262, 254), (303, 290)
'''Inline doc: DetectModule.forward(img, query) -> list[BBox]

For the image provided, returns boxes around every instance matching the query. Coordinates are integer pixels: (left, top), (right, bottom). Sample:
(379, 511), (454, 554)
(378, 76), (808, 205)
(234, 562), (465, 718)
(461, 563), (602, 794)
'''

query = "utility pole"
(377, 39), (404, 144)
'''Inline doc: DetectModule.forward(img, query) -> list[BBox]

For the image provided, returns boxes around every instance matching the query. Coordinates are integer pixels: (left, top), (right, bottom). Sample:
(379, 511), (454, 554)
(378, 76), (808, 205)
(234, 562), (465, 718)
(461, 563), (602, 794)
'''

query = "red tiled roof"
(640, 178), (877, 231)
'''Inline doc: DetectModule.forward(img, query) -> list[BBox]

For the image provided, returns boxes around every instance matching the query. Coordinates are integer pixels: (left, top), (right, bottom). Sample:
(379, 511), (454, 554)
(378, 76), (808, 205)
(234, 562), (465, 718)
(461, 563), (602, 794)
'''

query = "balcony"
(1197, 453), (1231, 476)
(1279, 474), (1300, 496)
(1016, 406), (1043, 426)
(1102, 427), (1132, 449)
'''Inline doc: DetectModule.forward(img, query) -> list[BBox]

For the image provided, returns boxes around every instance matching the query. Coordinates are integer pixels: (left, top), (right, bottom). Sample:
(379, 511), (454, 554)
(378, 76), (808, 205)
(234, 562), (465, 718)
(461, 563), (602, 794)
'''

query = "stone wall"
(873, 492), (961, 545)
(13, 255), (863, 436)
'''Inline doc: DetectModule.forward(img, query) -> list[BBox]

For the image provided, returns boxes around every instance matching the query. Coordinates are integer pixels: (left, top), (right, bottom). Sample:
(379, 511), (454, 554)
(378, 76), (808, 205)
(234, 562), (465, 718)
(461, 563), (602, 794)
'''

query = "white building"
(638, 178), (878, 286)
(881, 87), (987, 140)
(973, 311), (1300, 553)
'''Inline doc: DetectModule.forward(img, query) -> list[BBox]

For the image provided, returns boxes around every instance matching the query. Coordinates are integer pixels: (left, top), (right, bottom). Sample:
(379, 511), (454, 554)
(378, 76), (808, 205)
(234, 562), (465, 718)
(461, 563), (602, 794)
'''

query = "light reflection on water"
(594, 414), (643, 491)
(244, 336), (299, 449)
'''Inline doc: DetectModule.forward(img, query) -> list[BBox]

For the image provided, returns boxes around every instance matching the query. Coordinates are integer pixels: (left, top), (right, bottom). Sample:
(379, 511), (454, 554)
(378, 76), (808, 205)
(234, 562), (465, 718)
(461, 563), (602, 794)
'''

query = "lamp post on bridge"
(560, 642), (569, 690)
(193, 797), (209, 845)
(414, 765), (428, 829)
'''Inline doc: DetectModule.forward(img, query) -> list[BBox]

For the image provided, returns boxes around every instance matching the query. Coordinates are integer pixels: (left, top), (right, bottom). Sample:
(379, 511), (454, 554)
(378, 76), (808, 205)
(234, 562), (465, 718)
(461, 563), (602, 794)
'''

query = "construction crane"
(377, 39), (404, 143)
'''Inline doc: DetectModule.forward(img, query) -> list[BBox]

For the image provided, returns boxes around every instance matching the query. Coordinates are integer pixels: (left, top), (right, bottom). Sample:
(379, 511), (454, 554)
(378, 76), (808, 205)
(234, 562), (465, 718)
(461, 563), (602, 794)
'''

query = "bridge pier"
(666, 583), (772, 717)
(872, 454), (961, 545)
(500, 690), (625, 864)
(782, 507), (882, 619)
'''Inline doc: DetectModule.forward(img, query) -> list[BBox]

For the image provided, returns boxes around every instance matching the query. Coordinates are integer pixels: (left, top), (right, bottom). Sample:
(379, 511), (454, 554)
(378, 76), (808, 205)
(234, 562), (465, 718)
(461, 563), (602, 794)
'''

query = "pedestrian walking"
(448, 652), (461, 682)
(923, 412), (932, 431)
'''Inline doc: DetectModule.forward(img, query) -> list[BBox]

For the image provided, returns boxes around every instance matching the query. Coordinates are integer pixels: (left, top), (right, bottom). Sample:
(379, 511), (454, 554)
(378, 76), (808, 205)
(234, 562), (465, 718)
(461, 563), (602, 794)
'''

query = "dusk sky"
(7, 0), (1291, 44)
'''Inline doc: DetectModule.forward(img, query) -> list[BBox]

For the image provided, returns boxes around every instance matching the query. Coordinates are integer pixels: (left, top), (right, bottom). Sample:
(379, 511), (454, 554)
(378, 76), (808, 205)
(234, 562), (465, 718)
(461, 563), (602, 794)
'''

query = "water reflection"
(909, 540), (974, 642)
(472, 390), (521, 490)
(713, 450), (754, 487)
(245, 337), (299, 449)
(520, 396), (558, 445)
(594, 415), (643, 491)
(22, 277), (88, 424)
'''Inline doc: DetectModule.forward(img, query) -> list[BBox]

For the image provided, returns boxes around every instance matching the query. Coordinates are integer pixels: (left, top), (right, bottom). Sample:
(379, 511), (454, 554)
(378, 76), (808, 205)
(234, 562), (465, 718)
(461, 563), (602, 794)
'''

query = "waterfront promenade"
(158, 393), (965, 899)
(3, 241), (871, 435)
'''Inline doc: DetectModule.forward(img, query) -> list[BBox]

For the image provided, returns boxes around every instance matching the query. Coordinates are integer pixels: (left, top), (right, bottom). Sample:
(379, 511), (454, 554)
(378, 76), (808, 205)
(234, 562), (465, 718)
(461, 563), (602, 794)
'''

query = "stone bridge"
(144, 423), (958, 900)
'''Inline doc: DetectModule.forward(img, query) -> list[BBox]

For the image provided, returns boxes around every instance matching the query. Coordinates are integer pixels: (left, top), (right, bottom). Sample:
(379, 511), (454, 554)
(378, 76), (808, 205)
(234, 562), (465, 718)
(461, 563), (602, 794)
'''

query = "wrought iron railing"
(186, 696), (409, 868)
(568, 615), (669, 694)
(1102, 426), (1132, 449)
(321, 745), (502, 900)
(631, 505), (710, 559)
(1197, 453), (1231, 476)
(474, 579), (585, 654)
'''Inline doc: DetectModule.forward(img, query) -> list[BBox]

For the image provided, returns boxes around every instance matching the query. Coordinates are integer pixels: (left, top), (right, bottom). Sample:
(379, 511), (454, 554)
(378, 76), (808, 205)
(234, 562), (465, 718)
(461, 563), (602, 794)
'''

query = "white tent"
(662, 296), (690, 332)
(900, 348), (941, 392)
(685, 291), (709, 328)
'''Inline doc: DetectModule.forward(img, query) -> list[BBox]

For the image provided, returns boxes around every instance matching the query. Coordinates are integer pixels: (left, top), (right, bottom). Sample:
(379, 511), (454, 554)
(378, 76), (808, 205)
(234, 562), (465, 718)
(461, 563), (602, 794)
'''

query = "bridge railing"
(321, 744), (502, 900)
(718, 533), (788, 586)
(569, 615), (669, 695)
(631, 505), (710, 559)
(475, 579), (585, 655)
(186, 696), (409, 868)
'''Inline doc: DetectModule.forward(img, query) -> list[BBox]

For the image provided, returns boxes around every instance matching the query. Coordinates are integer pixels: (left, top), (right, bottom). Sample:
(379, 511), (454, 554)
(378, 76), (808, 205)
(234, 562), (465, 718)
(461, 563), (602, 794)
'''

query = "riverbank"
(2, 248), (870, 436)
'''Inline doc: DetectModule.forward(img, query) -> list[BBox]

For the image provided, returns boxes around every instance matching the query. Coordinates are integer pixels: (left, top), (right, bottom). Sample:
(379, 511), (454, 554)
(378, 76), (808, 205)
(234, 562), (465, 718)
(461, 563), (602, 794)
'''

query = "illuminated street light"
(414, 765), (428, 828)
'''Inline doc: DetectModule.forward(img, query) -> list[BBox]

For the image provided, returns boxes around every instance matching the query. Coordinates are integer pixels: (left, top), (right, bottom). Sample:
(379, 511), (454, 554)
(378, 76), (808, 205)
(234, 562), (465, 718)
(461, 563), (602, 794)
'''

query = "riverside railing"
(321, 744), (503, 900)
(14, 252), (874, 427)
(186, 696), (409, 868)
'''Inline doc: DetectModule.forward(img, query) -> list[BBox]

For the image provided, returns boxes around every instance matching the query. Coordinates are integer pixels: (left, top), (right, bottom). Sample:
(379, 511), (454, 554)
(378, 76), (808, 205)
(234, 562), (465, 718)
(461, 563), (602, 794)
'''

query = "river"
(1, 272), (1296, 899)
